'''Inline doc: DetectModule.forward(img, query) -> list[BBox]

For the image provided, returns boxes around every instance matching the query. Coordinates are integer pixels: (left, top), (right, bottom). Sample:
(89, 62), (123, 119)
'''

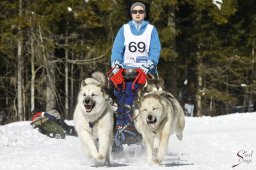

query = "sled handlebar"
(107, 68), (153, 79)
(107, 68), (153, 90)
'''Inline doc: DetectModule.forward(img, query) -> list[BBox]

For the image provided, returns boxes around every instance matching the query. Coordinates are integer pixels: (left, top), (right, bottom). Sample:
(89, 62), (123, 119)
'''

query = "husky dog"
(134, 91), (185, 165)
(73, 71), (113, 165)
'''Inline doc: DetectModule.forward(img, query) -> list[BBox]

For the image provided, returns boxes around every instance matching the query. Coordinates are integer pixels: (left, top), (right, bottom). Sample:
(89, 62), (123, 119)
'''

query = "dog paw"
(176, 133), (183, 140)
(104, 160), (111, 166)
(97, 154), (104, 160)
(153, 159), (161, 165)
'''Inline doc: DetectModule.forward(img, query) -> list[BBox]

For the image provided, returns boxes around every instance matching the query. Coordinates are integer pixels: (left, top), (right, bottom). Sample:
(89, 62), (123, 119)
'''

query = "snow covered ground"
(0, 113), (255, 170)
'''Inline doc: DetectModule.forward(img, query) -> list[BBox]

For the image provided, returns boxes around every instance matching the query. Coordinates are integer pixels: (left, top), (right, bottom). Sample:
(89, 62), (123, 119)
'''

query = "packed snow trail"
(0, 113), (255, 170)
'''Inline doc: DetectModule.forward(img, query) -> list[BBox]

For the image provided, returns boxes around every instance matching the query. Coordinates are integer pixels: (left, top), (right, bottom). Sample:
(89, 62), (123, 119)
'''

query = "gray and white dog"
(73, 71), (113, 166)
(134, 79), (185, 165)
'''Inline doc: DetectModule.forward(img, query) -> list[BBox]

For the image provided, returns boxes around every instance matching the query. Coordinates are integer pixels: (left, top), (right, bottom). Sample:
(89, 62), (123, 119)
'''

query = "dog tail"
(92, 71), (107, 87)
(175, 102), (185, 141)
(164, 93), (185, 141)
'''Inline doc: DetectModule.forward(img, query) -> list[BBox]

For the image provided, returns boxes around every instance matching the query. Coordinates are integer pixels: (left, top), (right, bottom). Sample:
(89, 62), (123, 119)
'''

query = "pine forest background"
(1, 0), (256, 124)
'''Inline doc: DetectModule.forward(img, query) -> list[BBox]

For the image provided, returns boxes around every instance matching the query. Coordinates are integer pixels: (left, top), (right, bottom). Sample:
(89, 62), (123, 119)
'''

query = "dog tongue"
(85, 104), (92, 110)
(150, 123), (155, 128)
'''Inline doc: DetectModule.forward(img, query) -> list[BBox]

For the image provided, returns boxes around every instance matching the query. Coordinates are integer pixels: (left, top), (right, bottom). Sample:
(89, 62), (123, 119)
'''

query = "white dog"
(134, 91), (185, 165)
(73, 71), (113, 165)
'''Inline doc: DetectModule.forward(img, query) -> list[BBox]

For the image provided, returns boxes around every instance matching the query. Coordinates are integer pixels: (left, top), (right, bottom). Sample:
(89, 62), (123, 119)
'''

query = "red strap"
(107, 68), (124, 90)
(107, 68), (148, 90)
(131, 69), (147, 90)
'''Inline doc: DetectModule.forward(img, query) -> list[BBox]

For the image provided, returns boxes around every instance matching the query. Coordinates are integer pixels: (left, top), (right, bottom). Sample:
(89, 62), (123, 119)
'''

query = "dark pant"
(114, 81), (140, 127)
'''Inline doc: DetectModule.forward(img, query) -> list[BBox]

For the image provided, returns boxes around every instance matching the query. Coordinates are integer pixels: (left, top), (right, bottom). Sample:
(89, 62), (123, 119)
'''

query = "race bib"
(123, 24), (153, 67)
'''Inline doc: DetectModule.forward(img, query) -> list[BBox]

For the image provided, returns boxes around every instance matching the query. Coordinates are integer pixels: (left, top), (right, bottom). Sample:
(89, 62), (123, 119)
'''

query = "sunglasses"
(131, 10), (145, 14)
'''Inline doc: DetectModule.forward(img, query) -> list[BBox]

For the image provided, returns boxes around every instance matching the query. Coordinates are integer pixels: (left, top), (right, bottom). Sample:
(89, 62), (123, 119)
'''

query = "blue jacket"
(111, 20), (161, 69)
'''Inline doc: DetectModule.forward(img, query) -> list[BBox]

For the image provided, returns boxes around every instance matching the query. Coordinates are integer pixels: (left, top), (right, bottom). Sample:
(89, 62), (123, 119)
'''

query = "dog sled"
(107, 68), (153, 152)
(31, 109), (77, 139)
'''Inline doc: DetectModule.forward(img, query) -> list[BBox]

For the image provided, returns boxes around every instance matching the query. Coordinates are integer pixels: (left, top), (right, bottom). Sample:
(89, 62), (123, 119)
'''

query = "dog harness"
(88, 103), (108, 128)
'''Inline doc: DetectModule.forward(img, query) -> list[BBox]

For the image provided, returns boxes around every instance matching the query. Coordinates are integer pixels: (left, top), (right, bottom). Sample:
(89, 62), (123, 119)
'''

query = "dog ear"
(137, 92), (145, 106)
(99, 83), (105, 92)
(81, 80), (86, 87)
(135, 89), (143, 108)
(158, 78), (164, 86)
(147, 73), (155, 79)
(137, 88), (143, 99)
(135, 97), (142, 108)
(134, 90), (141, 106)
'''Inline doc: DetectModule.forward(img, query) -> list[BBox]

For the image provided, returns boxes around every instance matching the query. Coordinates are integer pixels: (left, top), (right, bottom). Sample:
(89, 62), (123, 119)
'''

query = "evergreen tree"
(1, 0), (256, 122)
(176, 0), (237, 116)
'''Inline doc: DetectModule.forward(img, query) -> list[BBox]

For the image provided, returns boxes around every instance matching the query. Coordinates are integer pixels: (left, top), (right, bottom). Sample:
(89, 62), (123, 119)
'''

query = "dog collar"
(89, 122), (95, 128)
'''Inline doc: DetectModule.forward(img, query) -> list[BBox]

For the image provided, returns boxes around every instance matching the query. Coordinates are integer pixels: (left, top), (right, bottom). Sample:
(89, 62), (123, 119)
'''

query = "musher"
(110, 1), (161, 151)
